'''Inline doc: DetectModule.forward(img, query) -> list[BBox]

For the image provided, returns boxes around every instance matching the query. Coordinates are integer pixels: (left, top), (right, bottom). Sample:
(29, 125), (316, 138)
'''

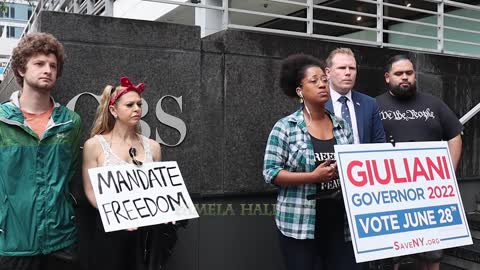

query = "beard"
(389, 82), (416, 99)
(23, 77), (56, 92)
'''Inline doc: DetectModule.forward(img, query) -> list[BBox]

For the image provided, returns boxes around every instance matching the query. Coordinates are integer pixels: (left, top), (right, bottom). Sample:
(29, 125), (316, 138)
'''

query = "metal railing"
(105, 0), (480, 58)
(35, 0), (113, 15)
(8, 0), (480, 58)
(460, 103), (480, 125)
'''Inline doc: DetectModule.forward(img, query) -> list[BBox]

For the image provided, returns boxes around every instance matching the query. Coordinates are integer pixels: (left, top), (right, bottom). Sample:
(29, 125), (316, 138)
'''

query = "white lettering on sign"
(66, 92), (187, 146)
(379, 109), (435, 122)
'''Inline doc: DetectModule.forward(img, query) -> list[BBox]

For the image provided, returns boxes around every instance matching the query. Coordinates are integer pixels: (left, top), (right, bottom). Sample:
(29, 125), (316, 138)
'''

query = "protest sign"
(88, 161), (199, 232)
(335, 142), (472, 262)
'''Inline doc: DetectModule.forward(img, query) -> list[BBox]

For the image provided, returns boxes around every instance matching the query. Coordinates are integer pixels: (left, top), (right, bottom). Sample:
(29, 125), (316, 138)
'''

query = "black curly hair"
(279, 53), (325, 97)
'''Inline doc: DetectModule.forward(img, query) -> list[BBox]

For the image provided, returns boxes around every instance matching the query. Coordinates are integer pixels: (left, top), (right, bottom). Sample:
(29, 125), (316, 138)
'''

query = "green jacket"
(0, 91), (81, 256)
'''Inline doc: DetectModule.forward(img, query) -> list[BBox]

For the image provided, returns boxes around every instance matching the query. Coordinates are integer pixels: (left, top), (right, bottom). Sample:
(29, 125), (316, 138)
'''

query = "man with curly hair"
(0, 32), (81, 270)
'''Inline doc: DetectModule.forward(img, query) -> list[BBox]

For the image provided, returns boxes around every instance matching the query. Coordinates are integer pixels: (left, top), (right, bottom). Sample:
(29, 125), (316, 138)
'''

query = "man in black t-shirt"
(376, 55), (463, 270)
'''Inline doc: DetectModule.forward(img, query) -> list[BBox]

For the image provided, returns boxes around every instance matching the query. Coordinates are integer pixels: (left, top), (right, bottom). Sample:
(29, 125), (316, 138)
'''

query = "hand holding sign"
(335, 142), (472, 263)
(88, 161), (199, 232)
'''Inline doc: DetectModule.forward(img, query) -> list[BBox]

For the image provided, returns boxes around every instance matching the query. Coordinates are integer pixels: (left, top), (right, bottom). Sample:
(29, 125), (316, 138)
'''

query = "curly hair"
(11, 32), (65, 87)
(279, 54), (324, 97)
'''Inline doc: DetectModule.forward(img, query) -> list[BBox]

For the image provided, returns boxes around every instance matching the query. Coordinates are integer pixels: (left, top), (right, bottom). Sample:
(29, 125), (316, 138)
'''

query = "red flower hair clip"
(109, 76), (145, 105)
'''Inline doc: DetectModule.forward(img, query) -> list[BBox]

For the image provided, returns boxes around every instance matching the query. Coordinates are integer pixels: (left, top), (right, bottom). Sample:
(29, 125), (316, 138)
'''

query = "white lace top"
(95, 134), (153, 166)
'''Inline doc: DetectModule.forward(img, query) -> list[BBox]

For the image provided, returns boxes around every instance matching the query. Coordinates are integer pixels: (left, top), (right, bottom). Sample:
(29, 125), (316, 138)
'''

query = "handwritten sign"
(88, 161), (199, 232)
(335, 142), (472, 262)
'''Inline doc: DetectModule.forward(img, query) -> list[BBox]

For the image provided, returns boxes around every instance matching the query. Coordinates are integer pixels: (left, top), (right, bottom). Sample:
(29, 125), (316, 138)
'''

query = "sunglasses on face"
(128, 147), (143, 166)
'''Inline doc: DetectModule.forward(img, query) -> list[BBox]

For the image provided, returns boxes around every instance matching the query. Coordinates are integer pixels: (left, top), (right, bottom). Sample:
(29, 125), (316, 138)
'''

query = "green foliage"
(0, 1), (7, 13)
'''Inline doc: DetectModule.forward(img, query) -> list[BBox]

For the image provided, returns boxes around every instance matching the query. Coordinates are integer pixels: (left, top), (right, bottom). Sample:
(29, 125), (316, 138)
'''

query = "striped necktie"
(339, 95), (353, 129)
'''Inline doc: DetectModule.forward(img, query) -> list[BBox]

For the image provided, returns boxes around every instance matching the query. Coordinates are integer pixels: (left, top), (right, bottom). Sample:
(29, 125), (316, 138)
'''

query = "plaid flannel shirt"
(263, 108), (354, 240)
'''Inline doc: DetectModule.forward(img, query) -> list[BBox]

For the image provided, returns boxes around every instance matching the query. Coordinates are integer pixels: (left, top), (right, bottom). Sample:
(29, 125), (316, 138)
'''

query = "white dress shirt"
(330, 88), (360, 144)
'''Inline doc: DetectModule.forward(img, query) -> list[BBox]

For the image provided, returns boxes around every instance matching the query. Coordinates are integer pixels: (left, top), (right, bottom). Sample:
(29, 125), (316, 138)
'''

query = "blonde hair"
(326, 47), (355, 67)
(89, 85), (141, 137)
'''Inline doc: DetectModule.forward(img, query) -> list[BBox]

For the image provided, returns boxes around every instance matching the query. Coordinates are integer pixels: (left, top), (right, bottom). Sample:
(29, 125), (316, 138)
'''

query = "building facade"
(0, 0), (36, 81)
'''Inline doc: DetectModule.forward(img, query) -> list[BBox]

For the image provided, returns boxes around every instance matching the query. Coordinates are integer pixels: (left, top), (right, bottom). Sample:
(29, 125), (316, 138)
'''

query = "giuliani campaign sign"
(88, 161), (199, 232)
(335, 142), (472, 262)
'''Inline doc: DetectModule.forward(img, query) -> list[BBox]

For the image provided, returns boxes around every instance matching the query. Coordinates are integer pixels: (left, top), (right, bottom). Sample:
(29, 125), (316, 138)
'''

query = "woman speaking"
(263, 54), (359, 270)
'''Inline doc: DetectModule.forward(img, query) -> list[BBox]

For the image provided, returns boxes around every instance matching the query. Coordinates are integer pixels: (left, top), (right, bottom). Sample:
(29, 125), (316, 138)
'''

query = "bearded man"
(376, 54), (463, 270)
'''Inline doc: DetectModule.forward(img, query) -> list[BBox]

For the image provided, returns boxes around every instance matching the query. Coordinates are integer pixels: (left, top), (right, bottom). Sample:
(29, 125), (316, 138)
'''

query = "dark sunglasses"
(128, 147), (143, 166)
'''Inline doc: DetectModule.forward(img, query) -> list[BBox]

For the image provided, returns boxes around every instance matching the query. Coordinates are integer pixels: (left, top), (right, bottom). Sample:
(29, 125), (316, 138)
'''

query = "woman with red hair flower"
(82, 76), (162, 270)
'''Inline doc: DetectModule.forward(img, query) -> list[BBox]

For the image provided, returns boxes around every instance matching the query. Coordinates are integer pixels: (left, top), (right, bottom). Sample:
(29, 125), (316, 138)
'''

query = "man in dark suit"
(325, 48), (385, 144)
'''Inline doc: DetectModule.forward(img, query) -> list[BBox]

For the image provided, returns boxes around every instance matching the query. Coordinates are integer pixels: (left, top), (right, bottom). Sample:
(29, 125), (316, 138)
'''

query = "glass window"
(10, 7), (15, 19)
(28, 9), (33, 19)
(14, 27), (24, 38)
(6, 26), (22, 38)
(0, 26), (3, 37)
(7, 26), (14, 38)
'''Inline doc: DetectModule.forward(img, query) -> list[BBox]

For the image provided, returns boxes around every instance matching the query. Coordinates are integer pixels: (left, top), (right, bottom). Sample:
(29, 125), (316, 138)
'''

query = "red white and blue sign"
(335, 142), (472, 262)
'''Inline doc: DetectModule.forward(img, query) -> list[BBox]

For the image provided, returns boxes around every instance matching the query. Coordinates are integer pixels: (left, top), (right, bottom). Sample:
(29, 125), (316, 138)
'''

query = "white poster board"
(335, 142), (472, 263)
(88, 161), (199, 232)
